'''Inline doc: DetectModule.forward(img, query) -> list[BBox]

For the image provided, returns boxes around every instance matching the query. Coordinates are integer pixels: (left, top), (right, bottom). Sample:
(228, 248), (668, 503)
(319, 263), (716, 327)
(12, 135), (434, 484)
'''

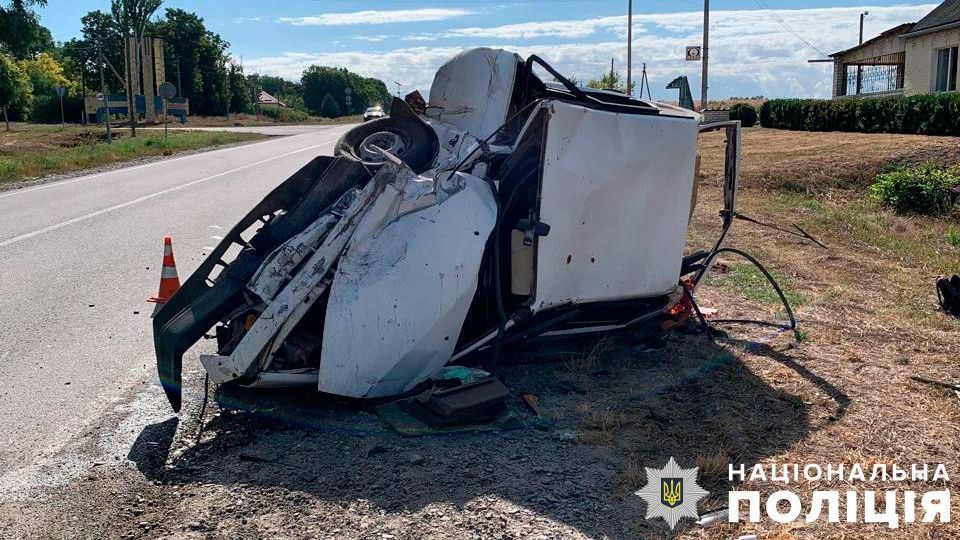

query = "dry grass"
(561, 335), (614, 373)
(699, 128), (960, 192)
(567, 128), (960, 538)
(706, 98), (767, 110)
(0, 123), (266, 185)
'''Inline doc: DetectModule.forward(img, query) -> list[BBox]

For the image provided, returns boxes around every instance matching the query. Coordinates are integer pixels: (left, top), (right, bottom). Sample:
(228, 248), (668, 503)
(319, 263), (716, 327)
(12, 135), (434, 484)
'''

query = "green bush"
(868, 163), (960, 215)
(259, 106), (309, 123)
(728, 103), (757, 127)
(759, 94), (960, 135)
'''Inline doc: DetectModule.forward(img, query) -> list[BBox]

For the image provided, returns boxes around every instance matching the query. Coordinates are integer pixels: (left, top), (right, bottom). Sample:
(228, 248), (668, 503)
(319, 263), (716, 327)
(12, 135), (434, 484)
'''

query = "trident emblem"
(661, 478), (683, 508)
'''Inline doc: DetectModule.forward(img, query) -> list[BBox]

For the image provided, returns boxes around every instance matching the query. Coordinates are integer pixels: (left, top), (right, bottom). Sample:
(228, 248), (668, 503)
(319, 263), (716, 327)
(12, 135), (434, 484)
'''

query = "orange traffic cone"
(148, 236), (181, 305)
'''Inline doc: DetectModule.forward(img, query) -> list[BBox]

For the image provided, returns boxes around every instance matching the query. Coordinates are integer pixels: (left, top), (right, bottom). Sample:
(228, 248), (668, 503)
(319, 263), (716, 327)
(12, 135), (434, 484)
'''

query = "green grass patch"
(946, 226), (960, 248)
(772, 192), (825, 213)
(729, 263), (805, 306)
(708, 260), (805, 310)
(810, 201), (960, 275)
(0, 129), (266, 185)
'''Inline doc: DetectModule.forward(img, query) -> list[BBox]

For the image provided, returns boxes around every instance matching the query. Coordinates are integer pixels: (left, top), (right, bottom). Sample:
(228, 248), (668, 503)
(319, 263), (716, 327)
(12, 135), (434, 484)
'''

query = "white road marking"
(0, 128), (344, 201)
(0, 137), (341, 248)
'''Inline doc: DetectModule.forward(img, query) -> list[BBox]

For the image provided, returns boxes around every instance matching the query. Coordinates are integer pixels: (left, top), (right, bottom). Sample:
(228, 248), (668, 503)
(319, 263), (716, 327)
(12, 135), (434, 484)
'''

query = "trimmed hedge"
(759, 94), (960, 136)
(728, 103), (758, 127)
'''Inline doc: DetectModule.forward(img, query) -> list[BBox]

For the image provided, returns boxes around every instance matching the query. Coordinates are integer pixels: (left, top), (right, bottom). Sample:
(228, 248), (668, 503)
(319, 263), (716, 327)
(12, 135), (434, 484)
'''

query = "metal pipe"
(701, 0), (709, 110)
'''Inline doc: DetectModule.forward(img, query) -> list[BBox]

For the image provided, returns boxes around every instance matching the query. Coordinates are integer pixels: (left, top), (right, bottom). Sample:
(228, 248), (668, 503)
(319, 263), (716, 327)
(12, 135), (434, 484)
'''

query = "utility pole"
(856, 11), (868, 95)
(124, 36), (137, 136)
(610, 57), (614, 81)
(701, 0), (710, 111)
(640, 62), (652, 100)
(99, 56), (112, 143)
(80, 60), (87, 124)
(167, 53), (183, 100)
(626, 0), (633, 96)
(394, 81), (402, 97)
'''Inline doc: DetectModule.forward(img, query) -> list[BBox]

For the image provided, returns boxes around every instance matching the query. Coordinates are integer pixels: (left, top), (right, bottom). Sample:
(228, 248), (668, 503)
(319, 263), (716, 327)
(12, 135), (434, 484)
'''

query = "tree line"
(0, 0), (391, 126)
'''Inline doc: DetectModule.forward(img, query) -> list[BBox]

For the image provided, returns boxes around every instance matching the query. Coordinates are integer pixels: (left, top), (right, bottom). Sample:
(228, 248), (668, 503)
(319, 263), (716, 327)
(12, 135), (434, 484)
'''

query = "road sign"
(158, 82), (177, 99)
(54, 86), (66, 125)
(345, 87), (352, 95)
(96, 92), (105, 101)
(158, 83), (177, 139)
(685, 46), (702, 62)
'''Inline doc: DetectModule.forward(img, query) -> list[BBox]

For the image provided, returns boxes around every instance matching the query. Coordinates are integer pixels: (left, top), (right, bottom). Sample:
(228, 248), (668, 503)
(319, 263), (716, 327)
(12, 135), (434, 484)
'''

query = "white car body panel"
(426, 48), (519, 141)
(319, 171), (496, 398)
(530, 100), (698, 313)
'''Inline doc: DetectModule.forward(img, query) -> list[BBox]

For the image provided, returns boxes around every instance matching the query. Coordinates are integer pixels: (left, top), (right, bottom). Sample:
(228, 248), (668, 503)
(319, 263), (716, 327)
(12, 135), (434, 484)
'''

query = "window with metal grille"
(935, 46), (958, 92)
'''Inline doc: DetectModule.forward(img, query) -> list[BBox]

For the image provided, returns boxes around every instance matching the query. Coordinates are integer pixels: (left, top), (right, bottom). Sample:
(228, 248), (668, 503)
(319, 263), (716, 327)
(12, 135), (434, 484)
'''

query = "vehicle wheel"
(335, 98), (438, 173)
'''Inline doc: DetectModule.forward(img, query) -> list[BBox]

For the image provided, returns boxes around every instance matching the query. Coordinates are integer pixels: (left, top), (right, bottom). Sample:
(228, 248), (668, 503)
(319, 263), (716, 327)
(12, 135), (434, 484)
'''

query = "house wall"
(835, 35), (905, 64)
(904, 27), (960, 95)
(833, 34), (906, 97)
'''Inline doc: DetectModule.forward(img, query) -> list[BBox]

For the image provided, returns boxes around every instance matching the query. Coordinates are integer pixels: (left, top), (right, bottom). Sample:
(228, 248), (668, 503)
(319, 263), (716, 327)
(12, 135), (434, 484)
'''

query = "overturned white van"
(153, 48), (742, 411)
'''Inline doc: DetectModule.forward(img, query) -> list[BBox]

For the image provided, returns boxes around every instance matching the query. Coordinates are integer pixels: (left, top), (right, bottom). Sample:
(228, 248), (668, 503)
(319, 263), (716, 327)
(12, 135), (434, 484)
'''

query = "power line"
(750, 0), (829, 58)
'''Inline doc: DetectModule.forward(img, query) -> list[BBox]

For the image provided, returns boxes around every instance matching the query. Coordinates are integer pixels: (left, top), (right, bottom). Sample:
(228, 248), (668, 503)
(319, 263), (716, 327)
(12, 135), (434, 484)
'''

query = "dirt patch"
(53, 131), (125, 148)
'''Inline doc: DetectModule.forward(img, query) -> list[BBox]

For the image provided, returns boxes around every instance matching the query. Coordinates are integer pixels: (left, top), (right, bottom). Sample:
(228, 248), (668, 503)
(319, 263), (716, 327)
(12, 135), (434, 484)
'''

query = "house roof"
(902, 0), (960, 37)
(258, 90), (285, 107)
(830, 23), (915, 57)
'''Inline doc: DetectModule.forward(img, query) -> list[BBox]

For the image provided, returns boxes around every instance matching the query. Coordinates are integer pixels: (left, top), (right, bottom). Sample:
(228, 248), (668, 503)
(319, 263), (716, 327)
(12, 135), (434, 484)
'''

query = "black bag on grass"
(937, 275), (960, 317)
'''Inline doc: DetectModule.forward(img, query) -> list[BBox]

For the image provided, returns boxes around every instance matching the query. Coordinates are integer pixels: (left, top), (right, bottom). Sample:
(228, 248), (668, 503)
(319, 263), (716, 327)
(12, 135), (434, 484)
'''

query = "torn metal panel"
(530, 100), (699, 313)
(246, 189), (359, 302)
(319, 171), (496, 398)
(199, 162), (409, 384)
(426, 48), (520, 141)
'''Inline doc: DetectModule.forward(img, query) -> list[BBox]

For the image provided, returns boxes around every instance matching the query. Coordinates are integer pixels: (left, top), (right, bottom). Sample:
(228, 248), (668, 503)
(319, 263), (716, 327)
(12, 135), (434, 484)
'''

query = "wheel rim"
(358, 131), (407, 162)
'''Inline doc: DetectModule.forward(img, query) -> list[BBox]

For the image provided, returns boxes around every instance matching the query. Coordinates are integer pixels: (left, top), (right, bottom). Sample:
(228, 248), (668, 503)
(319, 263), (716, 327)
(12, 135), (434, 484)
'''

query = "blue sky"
(37, 0), (937, 99)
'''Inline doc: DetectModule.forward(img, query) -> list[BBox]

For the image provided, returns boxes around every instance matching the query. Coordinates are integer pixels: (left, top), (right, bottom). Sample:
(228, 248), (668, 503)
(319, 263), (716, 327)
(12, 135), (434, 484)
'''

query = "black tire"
(335, 98), (438, 173)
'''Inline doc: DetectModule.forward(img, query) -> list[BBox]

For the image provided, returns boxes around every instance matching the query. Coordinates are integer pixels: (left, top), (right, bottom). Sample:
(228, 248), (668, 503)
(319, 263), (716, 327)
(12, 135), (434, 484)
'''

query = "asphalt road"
(0, 124), (354, 476)
(143, 124), (342, 136)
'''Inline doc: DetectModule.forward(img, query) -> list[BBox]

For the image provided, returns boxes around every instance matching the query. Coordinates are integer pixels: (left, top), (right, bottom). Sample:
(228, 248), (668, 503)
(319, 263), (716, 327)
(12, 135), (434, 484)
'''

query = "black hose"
(706, 247), (798, 331)
(195, 372), (210, 443)
(681, 281), (711, 333)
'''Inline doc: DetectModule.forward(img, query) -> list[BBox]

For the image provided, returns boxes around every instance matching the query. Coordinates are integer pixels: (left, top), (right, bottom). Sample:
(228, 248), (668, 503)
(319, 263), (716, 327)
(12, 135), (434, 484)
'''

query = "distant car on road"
(363, 106), (385, 122)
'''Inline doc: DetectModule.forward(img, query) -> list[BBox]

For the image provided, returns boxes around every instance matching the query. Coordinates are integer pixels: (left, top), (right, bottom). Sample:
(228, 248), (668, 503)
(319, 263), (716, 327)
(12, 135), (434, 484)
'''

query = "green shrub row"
(759, 94), (960, 135)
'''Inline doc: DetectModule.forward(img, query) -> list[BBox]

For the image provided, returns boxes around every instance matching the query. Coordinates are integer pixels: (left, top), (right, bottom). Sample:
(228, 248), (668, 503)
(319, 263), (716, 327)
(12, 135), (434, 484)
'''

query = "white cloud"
(233, 16), (265, 24)
(354, 35), (390, 42)
(402, 34), (441, 42)
(445, 16), (626, 39)
(278, 8), (475, 27)
(249, 4), (938, 100)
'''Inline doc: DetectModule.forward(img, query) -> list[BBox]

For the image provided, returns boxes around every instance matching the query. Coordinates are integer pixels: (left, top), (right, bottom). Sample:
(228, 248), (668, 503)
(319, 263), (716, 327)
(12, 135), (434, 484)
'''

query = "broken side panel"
(531, 100), (699, 313)
(319, 172), (497, 398)
(426, 48), (520, 141)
